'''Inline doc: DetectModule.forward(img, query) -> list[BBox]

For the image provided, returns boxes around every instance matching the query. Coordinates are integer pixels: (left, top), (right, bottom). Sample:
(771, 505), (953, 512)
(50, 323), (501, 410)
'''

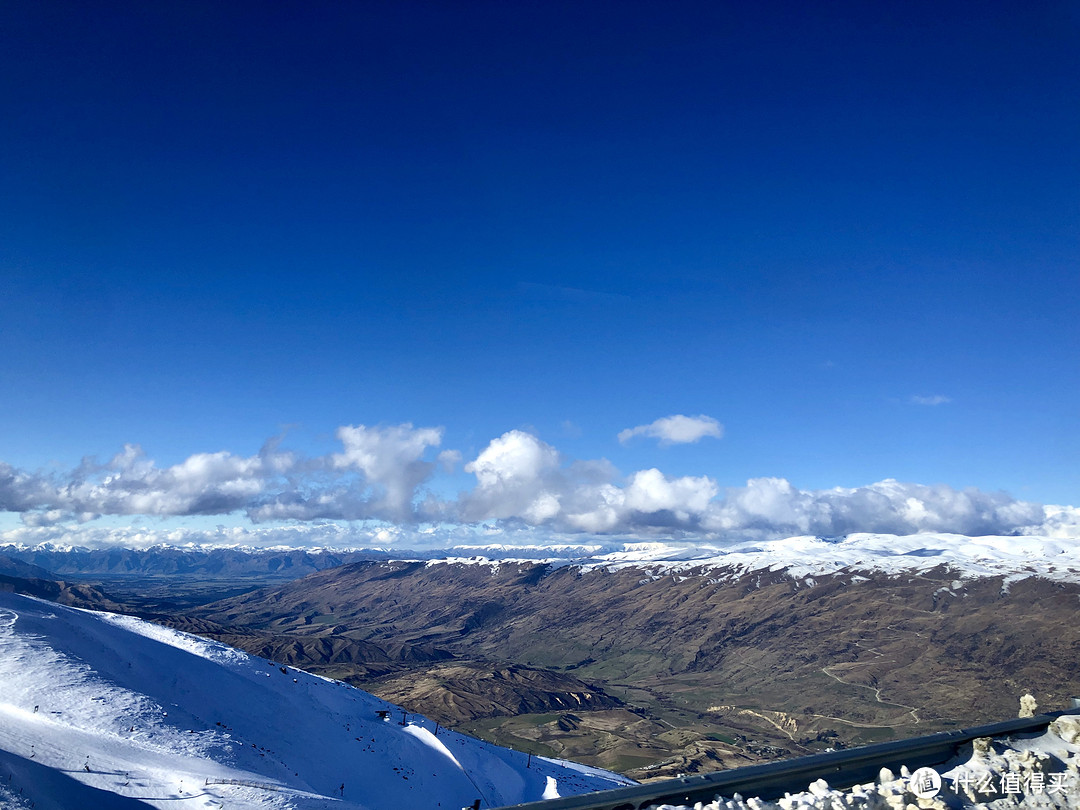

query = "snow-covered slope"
(570, 533), (1080, 585)
(0, 592), (632, 810)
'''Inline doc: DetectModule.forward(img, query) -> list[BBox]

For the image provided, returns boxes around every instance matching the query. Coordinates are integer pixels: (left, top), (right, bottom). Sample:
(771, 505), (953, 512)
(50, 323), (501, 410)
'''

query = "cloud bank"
(0, 421), (1072, 545)
(0, 424), (448, 527)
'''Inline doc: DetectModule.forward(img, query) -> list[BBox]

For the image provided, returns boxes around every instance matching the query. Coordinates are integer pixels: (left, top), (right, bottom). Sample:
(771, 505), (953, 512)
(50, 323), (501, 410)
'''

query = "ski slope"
(0, 592), (632, 810)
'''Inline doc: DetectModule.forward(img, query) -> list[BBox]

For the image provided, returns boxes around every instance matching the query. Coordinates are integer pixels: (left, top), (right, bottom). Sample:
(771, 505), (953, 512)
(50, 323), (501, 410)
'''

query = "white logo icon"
(909, 767), (943, 798)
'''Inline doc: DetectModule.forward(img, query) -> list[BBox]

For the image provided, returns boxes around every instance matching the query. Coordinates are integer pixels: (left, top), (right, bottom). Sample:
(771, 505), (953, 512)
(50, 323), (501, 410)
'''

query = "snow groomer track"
(495, 711), (1078, 810)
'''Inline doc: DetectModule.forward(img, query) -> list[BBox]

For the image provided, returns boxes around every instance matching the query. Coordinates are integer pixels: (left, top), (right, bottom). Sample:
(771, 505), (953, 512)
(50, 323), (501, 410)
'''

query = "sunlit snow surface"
(406, 533), (1080, 586)
(0, 592), (632, 810)
(571, 533), (1080, 586)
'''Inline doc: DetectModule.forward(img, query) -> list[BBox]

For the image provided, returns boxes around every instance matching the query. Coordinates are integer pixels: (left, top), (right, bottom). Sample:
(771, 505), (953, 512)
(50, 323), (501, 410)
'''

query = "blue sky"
(1, 1), (1078, 546)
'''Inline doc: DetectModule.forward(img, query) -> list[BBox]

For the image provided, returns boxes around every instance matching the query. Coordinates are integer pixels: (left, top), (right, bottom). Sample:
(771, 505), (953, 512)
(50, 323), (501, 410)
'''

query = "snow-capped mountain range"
(570, 532), (1080, 585)
(415, 532), (1080, 588)
(5, 531), (1080, 586)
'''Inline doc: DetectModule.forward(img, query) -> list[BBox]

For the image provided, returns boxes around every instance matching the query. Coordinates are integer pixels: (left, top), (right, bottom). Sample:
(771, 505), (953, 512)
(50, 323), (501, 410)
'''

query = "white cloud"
(0, 461), (60, 513)
(19, 509), (70, 528)
(523, 492), (562, 523)
(708, 476), (824, 534)
(0, 521), (410, 551)
(910, 394), (951, 406)
(0, 424), (1072, 543)
(0, 444), (289, 519)
(557, 468), (721, 533)
(330, 423), (444, 520)
(1, 424), (450, 526)
(706, 478), (1046, 539)
(618, 414), (724, 445)
(465, 430), (559, 488)
(461, 430), (562, 522)
(623, 468), (717, 516)
(564, 483), (624, 533)
(332, 424), (442, 475)
(1035, 504), (1080, 539)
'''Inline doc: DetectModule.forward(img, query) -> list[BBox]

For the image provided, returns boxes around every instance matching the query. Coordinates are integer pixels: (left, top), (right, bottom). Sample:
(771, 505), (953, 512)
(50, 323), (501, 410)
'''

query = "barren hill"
(189, 557), (1080, 776)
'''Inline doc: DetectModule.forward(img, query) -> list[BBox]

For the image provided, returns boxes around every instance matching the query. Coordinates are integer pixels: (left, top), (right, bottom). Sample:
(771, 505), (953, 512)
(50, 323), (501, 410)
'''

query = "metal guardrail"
(494, 711), (1076, 810)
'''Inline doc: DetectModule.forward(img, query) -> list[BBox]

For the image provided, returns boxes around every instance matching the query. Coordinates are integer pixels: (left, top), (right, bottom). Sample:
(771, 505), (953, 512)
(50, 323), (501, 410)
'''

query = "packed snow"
(644, 715), (1080, 810)
(0, 592), (633, 810)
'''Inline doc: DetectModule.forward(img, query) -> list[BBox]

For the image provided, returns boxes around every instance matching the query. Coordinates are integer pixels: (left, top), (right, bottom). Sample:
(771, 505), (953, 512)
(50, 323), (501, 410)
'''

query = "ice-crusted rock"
(1052, 716), (1080, 746)
(1021, 694), (1039, 718)
(972, 736), (993, 757)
